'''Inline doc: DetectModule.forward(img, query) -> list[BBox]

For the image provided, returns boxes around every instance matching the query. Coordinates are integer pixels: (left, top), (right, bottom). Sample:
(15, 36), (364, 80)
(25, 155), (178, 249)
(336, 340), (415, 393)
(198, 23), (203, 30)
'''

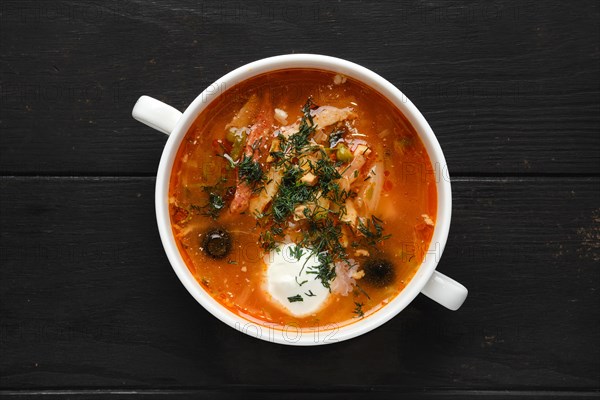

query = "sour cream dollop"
(266, 244), (330, 317)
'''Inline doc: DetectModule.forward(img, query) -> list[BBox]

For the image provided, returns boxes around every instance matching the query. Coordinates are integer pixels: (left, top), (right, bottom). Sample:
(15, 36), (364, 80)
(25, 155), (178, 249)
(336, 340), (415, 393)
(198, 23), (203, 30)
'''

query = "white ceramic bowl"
(132, 54), (468, 345)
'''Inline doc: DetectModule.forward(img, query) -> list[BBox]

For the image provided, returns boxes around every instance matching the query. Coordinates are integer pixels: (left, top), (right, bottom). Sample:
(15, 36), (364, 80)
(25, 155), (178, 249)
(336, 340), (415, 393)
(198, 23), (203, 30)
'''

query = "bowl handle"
(132, 95), (183, 135)
(421, 271), (468, 310)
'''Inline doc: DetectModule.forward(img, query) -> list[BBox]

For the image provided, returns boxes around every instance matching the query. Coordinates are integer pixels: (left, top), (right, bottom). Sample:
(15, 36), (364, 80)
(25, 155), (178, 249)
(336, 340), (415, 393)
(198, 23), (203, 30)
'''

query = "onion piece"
(249, 167), (283, 215)
(360, 161), (385, 215)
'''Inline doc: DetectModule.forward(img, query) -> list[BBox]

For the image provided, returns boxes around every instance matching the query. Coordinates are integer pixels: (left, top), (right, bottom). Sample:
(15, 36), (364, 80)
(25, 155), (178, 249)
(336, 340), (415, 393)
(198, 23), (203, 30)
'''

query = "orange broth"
(168, 69), (437, 329)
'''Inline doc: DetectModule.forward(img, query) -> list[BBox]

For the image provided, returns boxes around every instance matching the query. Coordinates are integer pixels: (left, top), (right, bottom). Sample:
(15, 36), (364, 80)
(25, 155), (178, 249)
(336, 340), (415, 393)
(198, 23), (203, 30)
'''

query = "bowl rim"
(155, 54), (452, 345)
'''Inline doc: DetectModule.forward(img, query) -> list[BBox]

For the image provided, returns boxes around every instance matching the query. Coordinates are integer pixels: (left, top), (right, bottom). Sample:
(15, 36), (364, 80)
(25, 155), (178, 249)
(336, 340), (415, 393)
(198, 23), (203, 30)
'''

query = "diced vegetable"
(225, 94), (260, 130)
(340, 199), (358, 227)
(338, 144), (372, 192)
(311, 106), (356, 128)
(360, 162), (385, 215)
(313, 193), (330, 220)
(274, 108), (288, 125)
(227, 127), (248, 161)
(266, 138), (281, 163)
(300, 172), (318, 186)
(249, 167), (283, 215)
(336, 144), (354, 163)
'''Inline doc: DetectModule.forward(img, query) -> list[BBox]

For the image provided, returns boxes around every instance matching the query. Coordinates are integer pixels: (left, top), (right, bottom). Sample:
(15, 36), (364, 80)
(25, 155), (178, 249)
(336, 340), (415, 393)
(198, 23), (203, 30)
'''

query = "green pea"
(336, 144), (353, 162)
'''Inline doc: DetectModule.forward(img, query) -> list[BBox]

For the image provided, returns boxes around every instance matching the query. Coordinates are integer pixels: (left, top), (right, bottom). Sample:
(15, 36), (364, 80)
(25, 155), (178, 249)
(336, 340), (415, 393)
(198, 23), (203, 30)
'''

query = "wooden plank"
(1, 177), (598, 389)
(1, 0), (598, 175)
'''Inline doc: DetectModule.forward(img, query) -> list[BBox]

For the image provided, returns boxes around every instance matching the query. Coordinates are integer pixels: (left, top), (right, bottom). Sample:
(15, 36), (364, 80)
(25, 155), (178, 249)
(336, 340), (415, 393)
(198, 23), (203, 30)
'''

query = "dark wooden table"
(1, 1), (599, 398)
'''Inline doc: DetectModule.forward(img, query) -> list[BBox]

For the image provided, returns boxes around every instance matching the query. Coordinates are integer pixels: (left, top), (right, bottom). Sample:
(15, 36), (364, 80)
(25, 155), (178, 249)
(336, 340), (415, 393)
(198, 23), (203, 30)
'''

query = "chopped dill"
(237, 155), (264, 185)
(189, 190), (225, 219)
(271, 168), (313, 222)
(284, 98), (316, 152)
(287, 294), (303, 303)
(289, 245), (304, 261)
(208, 192), (225, 211)
(357, 215), (392, 246)
(355, 284), (371, 300)
(305, 290), (316, 297)
(271, 226), (284, 237)
(295, 276), (308, 286)
(313, 155), (342, 187)
(259, 230), (277, 251)
(306, 252), (337, 291)
(353, 302), (365, 318)
(189, 204), (203, 214)
(253, 210), (267, 219)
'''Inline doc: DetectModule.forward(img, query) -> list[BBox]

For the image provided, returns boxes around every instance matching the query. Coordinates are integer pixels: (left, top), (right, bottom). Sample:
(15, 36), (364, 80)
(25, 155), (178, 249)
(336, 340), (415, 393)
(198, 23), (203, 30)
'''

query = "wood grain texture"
(1, 389), (599, 400)
(1, 177), (598, 389)
(1, 0), (599, 175)
(1, 0), (599, 397)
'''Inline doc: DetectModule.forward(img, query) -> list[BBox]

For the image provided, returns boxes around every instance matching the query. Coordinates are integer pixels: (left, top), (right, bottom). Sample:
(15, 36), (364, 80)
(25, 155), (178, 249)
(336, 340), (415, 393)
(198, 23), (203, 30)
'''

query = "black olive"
(362, 258), (395, 288)
(201, 228), (232, 259)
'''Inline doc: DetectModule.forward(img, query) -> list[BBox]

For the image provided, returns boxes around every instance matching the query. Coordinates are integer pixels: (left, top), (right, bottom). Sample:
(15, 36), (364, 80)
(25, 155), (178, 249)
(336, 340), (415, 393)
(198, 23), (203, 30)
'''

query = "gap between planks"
(0, 388), (599, 397)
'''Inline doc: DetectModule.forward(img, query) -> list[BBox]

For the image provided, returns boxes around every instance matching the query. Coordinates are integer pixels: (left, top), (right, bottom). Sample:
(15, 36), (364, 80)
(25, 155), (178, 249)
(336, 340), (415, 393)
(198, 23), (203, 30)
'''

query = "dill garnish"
(357, 215), (392, 246)
(313, 155), (342, 187)
(295, 276), (308, 286)
(189, 204), (203, 214)
(259, 230), (277, 251)
(189, 191), (226, 219)
(355, 284), (371, 300)
(287, 294), (303, 303)
(306, 252), (337, 290)
(305, 290), (316, 297)
(237, 154), (264, 185)
(353, 302), (364, 318)
(209, 192), (225, 211)
(271, 167), (313, 223)
(283, 98), (316, 153)
(289, 245), (304, 261)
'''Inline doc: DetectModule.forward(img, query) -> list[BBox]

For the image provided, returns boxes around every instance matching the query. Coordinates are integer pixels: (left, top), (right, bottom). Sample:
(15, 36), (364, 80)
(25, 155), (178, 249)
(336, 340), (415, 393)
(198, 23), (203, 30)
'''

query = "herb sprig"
(357, 215), (392, 246)
(306, 252), (337, 290)
(353, 302), (364, 318)
(237, 154), (265, 185)
(287, 294), (303, 303)
(188, 179), (230, 219)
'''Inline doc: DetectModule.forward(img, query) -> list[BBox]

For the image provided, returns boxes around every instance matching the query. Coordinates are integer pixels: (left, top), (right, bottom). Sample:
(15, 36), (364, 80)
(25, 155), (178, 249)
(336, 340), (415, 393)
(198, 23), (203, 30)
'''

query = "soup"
(169, 69), (437, 329)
